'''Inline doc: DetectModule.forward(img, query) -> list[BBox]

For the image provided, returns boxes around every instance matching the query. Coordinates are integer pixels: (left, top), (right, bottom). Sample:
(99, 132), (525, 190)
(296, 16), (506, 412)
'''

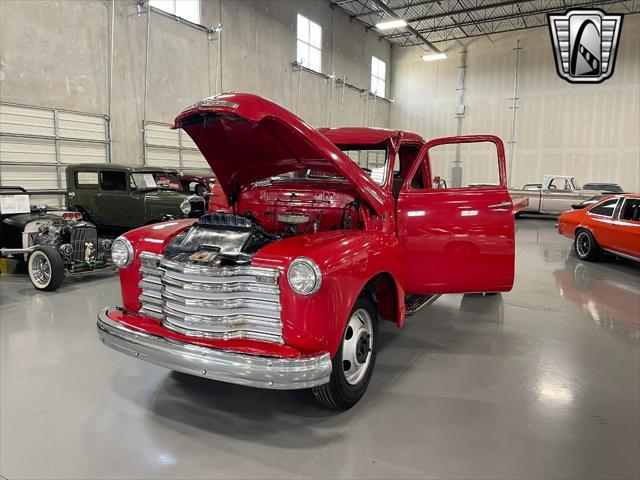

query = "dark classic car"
(0, 186), (113, 291)
(178, 170), (230, 213)
(66, 164), (205, 231)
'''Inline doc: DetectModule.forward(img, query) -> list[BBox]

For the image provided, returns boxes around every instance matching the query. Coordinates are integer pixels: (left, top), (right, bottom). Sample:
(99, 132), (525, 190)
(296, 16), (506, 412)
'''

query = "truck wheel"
(28, 246), (65, 291)
(574, 229), (600, 261)
(312, 296), (378, 410)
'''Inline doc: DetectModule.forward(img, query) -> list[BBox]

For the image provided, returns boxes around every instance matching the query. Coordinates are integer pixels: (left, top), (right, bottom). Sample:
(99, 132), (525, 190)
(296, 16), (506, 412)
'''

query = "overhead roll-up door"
(144, 121), (209, 172)
(0, 103), (109, 207)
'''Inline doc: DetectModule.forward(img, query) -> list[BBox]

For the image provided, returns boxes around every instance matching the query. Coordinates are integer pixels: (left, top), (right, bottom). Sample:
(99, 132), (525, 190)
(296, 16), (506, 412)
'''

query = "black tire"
(28, 246), (65, 291)
(312, 296), (378, 410)
(574, 229), (601, 261)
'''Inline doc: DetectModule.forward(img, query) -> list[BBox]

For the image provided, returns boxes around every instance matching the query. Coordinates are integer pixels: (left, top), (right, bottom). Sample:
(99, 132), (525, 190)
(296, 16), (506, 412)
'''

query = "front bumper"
(97, 308), (332, 389)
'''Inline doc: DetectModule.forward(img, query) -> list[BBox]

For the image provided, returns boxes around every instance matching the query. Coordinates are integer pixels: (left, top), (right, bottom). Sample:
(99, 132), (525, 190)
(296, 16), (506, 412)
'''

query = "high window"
(149, 0), (200, 24)
(297, 14), (322, 73)
(371, 56), (386, 97)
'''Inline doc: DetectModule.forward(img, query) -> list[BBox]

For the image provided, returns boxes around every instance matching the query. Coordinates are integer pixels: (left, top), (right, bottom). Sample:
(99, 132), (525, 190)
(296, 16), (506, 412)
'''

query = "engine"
(164, 213), (279, 267)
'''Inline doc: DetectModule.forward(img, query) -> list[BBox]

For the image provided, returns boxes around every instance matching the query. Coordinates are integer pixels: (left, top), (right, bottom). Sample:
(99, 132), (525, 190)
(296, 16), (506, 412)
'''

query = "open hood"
(173, 93), (385, 213)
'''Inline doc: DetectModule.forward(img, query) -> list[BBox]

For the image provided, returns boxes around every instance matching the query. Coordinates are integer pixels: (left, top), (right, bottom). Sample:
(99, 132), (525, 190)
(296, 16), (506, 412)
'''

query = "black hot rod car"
(0, 187), (114, 291)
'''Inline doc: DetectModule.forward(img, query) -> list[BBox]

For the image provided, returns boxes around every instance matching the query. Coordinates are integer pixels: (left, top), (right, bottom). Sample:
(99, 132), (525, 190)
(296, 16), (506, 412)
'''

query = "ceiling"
(333, 0), (640, 48)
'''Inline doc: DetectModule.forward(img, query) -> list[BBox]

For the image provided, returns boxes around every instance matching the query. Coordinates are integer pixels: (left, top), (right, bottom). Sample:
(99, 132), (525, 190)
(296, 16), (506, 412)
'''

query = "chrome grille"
(70, 226), (98, 262)
(137, 252), (282, 343)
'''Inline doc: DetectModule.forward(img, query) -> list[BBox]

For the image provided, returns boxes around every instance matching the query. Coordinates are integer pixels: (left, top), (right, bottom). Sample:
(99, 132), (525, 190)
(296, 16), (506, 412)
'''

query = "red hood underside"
(173, 93), (385, 213)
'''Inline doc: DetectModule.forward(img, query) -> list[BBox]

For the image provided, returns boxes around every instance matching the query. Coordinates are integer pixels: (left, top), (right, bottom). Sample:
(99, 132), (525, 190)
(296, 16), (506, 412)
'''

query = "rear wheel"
(312, 296), (378, 410)
(28, 246), (65, 291)
(574, 229), (600, 261)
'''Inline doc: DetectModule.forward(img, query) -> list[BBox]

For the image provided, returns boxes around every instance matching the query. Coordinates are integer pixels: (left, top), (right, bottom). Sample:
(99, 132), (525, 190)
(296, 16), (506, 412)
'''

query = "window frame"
(74, 171), (100, 190)
(370, 56), (387, 98)
(340, 144), (389, 186)
(587, 197), (621, 218)
(149, 0), (200, 24)
(99, 170), (129, 192)
(296, 13), (322, 73)
(618, 197), (640, 222)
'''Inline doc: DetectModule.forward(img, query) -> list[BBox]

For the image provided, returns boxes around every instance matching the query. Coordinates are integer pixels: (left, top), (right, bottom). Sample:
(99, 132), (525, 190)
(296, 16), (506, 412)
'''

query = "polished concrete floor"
(1, 219), (639, 479)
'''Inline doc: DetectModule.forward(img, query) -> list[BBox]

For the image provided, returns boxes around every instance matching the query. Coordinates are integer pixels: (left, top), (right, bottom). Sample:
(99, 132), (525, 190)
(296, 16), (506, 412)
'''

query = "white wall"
(390, 15), (640, 192)
(0, 0), (392, 167)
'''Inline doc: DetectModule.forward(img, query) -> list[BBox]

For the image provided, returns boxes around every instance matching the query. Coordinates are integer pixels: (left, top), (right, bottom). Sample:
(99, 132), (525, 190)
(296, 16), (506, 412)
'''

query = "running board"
(405, 294), (441, 316)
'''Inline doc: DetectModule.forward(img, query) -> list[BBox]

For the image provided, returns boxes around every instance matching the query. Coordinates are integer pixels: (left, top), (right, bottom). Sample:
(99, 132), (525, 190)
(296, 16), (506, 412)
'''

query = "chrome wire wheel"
(576, 231), (591, 258)
(342, 308), (374, 386)
(29, 251), (52, 288)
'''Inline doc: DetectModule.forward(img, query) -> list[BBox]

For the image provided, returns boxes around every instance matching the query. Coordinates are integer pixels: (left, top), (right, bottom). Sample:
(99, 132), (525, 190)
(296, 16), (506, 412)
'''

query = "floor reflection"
(553, 255), (640, 333)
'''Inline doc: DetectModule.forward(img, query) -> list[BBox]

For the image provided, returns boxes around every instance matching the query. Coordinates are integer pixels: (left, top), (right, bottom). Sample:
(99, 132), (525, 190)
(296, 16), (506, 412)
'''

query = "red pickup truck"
(99, 93), (515, 409)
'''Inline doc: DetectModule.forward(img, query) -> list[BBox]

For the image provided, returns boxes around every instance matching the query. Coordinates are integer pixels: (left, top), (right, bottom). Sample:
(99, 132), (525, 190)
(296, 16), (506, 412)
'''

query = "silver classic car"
(510, 175), (611, 215)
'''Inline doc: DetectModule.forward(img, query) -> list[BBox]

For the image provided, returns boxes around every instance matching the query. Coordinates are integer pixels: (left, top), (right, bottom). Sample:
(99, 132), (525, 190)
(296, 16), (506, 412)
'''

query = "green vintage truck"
(66, 164), (205, 230)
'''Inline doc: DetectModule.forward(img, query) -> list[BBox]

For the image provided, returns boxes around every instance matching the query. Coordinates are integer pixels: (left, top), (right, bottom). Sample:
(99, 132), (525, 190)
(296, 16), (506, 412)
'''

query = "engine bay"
(164, 184), (364, 267)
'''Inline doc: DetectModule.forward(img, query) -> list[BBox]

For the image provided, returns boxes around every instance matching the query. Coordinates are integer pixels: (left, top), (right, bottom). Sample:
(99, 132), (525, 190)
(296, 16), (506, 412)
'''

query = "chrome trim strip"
(97, 308), (331, 389)
(602, 248), (640, 262)
(163, 284), (279, 303)
(163, 276), (279, 294)
(162, 258), (279, 279)
(0, 246), (36, 256)
(163, 299), (281, 319)
(164, 318), (282, 343)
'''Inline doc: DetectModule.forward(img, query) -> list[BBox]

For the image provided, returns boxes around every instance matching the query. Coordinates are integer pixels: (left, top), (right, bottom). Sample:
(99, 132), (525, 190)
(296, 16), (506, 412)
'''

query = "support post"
(508, 39), (521, 187)
(452, 48), (468, 187)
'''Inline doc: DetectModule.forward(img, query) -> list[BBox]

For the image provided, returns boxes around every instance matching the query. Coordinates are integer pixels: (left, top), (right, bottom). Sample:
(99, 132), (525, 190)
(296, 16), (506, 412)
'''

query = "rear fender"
(252, 230), (405, 356)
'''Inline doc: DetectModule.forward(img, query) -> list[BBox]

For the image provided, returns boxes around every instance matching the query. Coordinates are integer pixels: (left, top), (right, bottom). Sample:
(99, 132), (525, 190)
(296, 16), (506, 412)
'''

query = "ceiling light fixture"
(421, 53), (448, 62)
(375, 19), (408, 30)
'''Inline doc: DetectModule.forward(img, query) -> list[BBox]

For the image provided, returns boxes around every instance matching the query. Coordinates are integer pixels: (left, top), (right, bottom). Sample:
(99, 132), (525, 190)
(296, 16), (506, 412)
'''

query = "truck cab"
(97, 93), (515, 409)
(511, 175), (608, 215)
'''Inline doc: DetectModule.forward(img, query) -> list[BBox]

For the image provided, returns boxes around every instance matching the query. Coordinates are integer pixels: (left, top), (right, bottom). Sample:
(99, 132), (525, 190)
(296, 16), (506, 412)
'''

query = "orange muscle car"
(557, 194), (640, 262)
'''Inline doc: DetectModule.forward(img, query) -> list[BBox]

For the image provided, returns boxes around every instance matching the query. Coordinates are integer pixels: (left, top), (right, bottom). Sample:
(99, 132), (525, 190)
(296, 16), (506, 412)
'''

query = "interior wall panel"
(391, 15), (640, 192)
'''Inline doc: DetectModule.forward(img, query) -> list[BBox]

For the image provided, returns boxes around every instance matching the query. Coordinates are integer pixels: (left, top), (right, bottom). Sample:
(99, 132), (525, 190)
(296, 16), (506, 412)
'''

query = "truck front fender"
(252, 230), (405, 357)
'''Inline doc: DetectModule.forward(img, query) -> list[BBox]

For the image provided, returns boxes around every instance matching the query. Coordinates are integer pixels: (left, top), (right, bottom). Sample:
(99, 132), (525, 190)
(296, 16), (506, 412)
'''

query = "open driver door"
(397, 135), (515, 295)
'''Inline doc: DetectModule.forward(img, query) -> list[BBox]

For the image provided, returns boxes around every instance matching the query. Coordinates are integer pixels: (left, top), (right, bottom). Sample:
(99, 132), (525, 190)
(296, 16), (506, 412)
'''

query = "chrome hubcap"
(31, 253), (51, 286)
(342, 308), (373, 385)
(576, 232), (591, 257)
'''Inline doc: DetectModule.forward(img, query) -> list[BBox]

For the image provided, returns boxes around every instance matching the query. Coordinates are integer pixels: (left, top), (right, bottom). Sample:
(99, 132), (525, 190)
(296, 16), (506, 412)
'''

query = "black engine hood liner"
(164, 213), (278, 266)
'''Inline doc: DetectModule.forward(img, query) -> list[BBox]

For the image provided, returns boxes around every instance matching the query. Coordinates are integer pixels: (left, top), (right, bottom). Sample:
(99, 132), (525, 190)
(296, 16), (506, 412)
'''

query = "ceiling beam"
(369, 0), (442, 52)
(351, 0), (442, 20)
(406, 0), (530, 23)
(385, 0), (629, 40)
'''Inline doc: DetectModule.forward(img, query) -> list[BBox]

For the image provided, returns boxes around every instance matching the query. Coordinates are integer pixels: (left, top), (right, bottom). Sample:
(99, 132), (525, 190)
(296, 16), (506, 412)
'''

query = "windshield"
(342, 147), (388, 185)
(131, 172), (181, 190)
(256, 146), (389, 187)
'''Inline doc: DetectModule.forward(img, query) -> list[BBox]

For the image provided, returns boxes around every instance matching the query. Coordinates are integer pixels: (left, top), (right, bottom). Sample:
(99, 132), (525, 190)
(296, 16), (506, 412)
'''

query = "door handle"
(489, 201), (512, 209)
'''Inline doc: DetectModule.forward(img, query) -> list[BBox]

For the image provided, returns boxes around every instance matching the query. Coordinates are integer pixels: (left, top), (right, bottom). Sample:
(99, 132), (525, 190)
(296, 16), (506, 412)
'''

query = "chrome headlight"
(287, 257), (321, 295)
(111, 236), (134, 268)
(180, 199), (191, 215)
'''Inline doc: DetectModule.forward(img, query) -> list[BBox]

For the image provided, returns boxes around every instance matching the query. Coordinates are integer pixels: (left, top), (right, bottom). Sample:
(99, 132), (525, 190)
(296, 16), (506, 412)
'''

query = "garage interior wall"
(0, 0), (392, 200)
(390, 15), (640, 192)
